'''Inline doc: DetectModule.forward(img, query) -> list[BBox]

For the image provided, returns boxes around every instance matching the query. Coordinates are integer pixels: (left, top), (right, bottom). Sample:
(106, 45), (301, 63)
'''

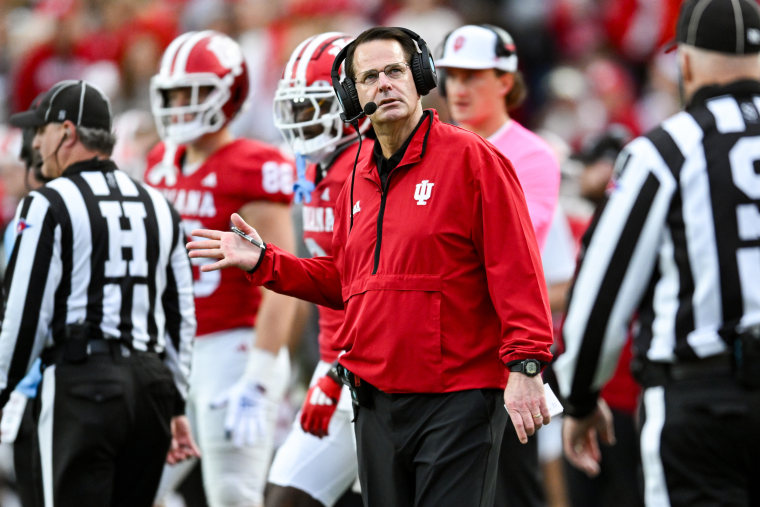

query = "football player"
(145, 30), (297, 507)
(265, 32), (371, 507)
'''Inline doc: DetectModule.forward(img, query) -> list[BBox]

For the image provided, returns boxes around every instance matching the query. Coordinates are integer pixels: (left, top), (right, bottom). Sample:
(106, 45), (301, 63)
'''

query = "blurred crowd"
(0, 0), (683, 234)
(0, 0), (685, 505)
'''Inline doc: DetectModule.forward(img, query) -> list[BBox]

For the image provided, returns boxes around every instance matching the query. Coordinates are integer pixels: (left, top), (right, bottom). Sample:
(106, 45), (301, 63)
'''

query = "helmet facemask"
(274, 79), (348, 163)
(150, 73), (232, 145)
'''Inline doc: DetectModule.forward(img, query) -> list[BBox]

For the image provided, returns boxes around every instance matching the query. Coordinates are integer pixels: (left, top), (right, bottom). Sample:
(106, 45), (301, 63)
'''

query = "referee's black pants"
(16, 399), (43, 507)
(354, 387), (506, 507)
(36, 348), (177, 506)
(639, 375), (760, 506)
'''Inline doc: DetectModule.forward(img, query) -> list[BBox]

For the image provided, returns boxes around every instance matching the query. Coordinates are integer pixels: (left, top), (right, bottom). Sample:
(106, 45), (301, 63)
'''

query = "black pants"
(15, 398), (43, 507)
(640, 375), (760, 506)
(354, 388), (506, 507)
(493, 422), (544, 507)
(37, 349), (177, 507)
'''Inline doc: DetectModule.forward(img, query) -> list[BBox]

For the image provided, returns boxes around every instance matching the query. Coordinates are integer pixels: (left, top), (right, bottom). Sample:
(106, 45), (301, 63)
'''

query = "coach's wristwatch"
(507, 358), (542, 377)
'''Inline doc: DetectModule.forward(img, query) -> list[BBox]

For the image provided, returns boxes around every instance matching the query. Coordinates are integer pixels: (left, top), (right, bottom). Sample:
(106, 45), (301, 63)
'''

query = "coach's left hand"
(504, 372), (550, 443)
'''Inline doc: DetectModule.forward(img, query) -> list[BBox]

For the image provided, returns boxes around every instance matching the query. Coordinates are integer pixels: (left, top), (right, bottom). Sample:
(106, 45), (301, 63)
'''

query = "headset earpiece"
(341, 78), (361, 122)
(410, 48), (428, 95)
(331, 43), (363, 122)
(403, 32), (437, 96)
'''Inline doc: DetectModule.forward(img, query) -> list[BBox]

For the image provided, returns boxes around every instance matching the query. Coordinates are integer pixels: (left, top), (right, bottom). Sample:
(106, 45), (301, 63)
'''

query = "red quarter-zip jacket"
(251, 110), (553, 392)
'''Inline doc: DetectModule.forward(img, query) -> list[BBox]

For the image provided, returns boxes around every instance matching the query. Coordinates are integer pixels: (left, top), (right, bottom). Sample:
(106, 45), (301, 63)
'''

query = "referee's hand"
(166, 415), (201, 465)
(562, 398), (615, 477)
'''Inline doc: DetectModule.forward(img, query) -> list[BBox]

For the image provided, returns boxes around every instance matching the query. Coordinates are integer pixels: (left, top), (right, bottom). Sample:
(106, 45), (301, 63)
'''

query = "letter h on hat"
(10, 80), (113, 131)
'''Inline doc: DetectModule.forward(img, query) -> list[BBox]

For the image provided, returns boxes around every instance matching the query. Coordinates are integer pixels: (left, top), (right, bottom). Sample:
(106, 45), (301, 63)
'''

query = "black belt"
(41, 338), (132, 366)
(85, 339), (131, 356)
(335, 364), (357, 387)
(638, 354), (733, 387)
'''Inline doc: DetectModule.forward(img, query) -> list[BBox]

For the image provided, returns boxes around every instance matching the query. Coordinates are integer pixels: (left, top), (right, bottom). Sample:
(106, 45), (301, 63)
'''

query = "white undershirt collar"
(486, 119), (514, 143)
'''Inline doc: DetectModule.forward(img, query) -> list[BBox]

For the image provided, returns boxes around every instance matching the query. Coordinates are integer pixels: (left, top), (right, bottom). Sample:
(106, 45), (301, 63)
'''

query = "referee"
(2, 79), (198, 506)
(555, 0), (760, 505)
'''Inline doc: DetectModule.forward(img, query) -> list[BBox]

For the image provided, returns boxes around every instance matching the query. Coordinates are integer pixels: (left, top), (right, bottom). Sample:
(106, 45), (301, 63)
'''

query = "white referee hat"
(436, 25), (518, 72)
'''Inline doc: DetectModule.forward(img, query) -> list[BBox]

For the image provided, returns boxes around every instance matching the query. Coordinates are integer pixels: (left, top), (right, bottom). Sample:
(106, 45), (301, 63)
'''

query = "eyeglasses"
(355, 62), (410, 87)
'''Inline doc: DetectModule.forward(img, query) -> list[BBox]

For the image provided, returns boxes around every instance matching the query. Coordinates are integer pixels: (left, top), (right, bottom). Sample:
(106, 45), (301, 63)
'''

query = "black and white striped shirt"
(555, 80), (760, 416)
(0, 158), (195, 407)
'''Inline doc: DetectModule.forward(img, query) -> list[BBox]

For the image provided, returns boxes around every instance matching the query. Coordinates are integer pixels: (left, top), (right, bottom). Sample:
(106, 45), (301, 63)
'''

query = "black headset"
(330, 27), (438, 123)
(438, 24), (517, 98)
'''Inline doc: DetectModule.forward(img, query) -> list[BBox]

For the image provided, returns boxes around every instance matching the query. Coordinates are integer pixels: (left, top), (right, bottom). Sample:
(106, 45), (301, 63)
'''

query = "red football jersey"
(301, 141), (371, 362)
(145, 139), (294, 336)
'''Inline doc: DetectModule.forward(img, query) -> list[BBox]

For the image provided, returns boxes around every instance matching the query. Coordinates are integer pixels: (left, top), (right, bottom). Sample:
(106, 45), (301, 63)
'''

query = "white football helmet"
(151, 30), (249, 145)
(274, 32), (368, 164)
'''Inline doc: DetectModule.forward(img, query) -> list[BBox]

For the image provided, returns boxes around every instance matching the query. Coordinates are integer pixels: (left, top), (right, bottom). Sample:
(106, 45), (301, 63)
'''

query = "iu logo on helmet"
(414, 180), (434, 205)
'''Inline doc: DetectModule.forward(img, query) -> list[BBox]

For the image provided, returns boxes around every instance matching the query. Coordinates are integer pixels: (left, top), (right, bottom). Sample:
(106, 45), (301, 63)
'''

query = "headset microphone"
(362, 102), (378, 117)
(343, 101), (378, 124)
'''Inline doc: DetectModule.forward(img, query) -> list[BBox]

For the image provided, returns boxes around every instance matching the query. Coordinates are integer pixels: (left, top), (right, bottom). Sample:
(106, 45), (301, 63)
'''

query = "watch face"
(525, 360), (538, 375)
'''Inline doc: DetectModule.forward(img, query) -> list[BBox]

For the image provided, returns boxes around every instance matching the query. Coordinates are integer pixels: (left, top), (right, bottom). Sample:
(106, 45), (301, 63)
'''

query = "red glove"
(300, 374), (342, 438)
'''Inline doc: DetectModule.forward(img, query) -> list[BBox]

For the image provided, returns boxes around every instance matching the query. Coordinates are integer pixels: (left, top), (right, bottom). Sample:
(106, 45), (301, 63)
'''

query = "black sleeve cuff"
(173, 398), (186, 416)
(562, 391), (600, 419)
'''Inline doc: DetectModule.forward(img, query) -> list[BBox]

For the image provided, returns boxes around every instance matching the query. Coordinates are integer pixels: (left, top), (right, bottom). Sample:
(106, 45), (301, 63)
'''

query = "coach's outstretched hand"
(187, 213), (264, 272)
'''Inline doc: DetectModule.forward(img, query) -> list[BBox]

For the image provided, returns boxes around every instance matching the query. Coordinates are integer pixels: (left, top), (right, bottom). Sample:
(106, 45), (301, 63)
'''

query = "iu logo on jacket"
(414, 180), (434, 205)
